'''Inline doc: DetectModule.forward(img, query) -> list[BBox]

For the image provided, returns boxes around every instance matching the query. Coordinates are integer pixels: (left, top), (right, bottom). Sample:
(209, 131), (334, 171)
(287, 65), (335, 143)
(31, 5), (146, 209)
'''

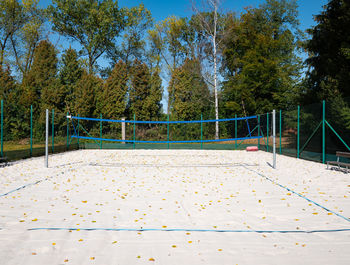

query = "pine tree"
(97, 60), (128, 120)
(168, 58), (210, 121)
(305, 0), (350, 101)
(21, 40), (60, 113)
(129, 59), (162, 121)
(72, 71), (102, 119)
(59, 47), (83, 111)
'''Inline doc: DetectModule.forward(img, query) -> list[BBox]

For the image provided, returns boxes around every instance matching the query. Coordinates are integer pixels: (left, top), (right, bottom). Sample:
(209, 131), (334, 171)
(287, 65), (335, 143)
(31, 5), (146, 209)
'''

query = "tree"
(59, 47), (83, 111)
(191, 0), (228, 139)
(0, 0), (26, 66)
(49, 0), (126, 74)
(129, 59), (162, 121)
(10, 0), (46, 77)
(169, 58), (210, 121)
(19, 40), (61, 138)
(305, 0), (350, 101)
(148, 16), (188, 113)
(21, 40), (59, 112)
(72, 72), (101, 118)
(221, 0), (303, 116)
(96, 60), (128, 120)
(107, 4), (153, 69)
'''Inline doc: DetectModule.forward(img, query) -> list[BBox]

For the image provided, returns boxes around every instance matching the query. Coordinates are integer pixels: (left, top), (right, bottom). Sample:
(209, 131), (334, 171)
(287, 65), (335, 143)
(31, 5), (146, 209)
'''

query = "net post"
(66, 112), (69, 150)
(267, 112), (269, 152)
(133, 114), (136, 149)
(200, 113), (203, 149)
(322, 100), (325, 164)
(273, 109), (276, 169)
(45, 109), (49, 168)
(52, 109), (54, 153)
(167, 114), (169, 149)
(297, 105), (300, 159)
(30, 105), (33, 156)
(1, 99), (3, 157)
(279, 110), (282, 154)
(77, 114), (80, 148)
(100, 114), (102, 149)
(122, 118), (125, 144)
(235, 114), (237, 149)
(258, 115), (260, 149)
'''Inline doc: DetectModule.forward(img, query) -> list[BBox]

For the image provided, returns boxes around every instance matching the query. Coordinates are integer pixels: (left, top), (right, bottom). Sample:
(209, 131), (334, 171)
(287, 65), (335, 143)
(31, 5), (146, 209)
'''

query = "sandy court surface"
(0, 149), (349, 265)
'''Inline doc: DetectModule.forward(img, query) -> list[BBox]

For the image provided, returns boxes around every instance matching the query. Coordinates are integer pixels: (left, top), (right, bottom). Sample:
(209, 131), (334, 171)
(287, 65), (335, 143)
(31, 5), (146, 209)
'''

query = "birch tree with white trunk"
(191, 0), (225, 139)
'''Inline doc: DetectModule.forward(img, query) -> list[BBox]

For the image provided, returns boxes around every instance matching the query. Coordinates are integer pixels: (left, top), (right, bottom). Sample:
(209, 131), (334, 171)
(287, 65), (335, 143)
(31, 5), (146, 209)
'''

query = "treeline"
(0, 0), (349, 141)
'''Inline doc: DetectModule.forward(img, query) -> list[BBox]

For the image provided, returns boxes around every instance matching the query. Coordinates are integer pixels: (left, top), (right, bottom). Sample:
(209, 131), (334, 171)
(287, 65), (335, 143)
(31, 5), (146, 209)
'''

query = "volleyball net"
(65, 114), (269, 150)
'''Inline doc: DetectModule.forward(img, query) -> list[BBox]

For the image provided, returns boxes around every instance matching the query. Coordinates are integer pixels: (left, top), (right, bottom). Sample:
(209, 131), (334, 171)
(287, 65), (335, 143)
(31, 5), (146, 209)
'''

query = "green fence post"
(297, 106), (300, 159)
(30, 105), (33, 156)
(235, 114), (237, 149)
(258, 115), (260, 149)
(1, 99), (3, 157)
(133, 114), (136, 149)
(100, 114), (102, 149)
(167, 114), (170, 149)
(66, 112), (69, 150)
(77, 114), (80, 148)
(322, 100), (325, 164)
(267, 113), (269, 152)
(279, 110), (282, 154)
(200, 114), (203, 149)
(52, 109), (54, 153)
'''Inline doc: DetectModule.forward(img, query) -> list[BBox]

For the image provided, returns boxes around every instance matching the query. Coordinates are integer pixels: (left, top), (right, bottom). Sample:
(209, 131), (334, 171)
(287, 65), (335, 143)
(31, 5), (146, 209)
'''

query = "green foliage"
(72, 71), (102, 119)
(0, 0), (26, 66)
(107, 4), (153, 69)
(129, 59), (163, 121)
(305, 0), (350, 100)
(169, 58), (210, 120)
(49, 0), (126, 74)
(22, 40), (59, 112)
(97, 60), (128, 120)
(59, 47), (83, 111)
(221, 0), (303, 117)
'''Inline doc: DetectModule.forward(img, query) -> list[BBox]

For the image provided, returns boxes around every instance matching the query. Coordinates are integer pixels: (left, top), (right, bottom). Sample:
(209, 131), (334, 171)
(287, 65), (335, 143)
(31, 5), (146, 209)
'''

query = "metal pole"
(66, 112), (69, 150)
(267, 113), (269, 152)
(297, 106), (300, 159)
(322, 100), (325, 164)
(133, 114), (136, 149)
(235, 114), (237, 149)
(45, 109), (49, 168)
(279, 110), (282, 154)
(77, 114), (80, 147)
(200, 113), (203, 149)
(258, 115), (260, 149)
(122, 118), (125, 144)
(1, 99), (3, 157)
(273, 110), (276, 169)
(52, 109), (54, 153)
(30, 105), (33, 156)
(167, 114), (170, 149)
(100, 114), (102, 149)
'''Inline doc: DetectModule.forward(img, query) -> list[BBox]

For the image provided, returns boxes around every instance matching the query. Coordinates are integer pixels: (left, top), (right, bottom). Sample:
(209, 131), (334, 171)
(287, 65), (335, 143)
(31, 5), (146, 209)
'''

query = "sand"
(0, 149), (349, 265)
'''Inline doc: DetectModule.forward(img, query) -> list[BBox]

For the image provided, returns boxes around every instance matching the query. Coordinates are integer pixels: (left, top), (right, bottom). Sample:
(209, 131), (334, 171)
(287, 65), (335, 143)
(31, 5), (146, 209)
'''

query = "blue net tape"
(71, 135), (262, 144)
(70, 115), (258, 124)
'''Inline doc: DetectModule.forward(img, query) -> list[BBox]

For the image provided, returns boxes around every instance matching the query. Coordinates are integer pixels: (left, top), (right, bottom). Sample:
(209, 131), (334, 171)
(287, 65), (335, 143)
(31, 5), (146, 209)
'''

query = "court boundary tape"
(242, 165), (350, 223)
(27, 227), (350, 233)
(0, 171), (66, 198)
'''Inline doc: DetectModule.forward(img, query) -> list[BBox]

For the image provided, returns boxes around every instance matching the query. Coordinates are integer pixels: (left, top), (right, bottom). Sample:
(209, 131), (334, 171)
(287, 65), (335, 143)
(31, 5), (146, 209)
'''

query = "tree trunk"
(213, 3), (219, 140)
